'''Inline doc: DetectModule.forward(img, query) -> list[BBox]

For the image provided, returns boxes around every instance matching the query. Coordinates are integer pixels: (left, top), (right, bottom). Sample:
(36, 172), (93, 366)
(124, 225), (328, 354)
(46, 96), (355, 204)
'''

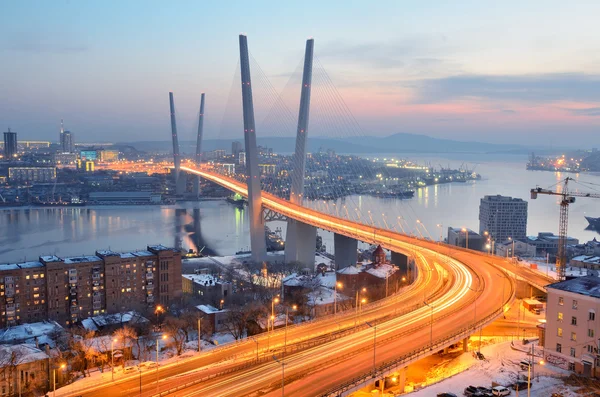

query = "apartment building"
(0, 262), (47, 328)
(545, 276), (600, 378)
(0, 245), (181, 327)
(479, 195), (528, 242)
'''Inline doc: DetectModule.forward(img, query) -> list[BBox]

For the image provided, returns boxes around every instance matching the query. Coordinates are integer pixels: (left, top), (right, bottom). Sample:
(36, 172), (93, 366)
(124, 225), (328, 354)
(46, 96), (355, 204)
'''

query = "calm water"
(1, 154), (599, 263)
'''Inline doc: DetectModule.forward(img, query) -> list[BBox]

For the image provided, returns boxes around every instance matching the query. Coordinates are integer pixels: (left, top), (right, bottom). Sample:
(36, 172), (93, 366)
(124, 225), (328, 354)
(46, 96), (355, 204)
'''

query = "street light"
(249, 336), (259, 362)
(155, 305), (164, 329)
(334, 282), (342, 315)
(436, 223), (443, 243)
(272, 355), (285, 397)
(271, 296), (280, 333)
(156, 334), (167, 393)
(284, 304), (297, 357)
(111, 337), (118, 381)
(461, 227), (469, 249)
(53, 363), (66, 397)
(423, 301), (434, 350)
(527, 343), (544, 397)
(366, 321), (377, 374)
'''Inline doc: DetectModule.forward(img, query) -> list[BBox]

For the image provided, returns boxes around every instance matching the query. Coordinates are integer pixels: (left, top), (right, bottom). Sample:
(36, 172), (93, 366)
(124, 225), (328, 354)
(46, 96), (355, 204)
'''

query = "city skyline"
(2, 1), (600, 146)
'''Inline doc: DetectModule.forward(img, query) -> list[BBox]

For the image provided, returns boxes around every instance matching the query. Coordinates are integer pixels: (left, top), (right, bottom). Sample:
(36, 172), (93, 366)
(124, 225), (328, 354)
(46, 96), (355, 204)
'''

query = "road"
(64, 163), (552, 397)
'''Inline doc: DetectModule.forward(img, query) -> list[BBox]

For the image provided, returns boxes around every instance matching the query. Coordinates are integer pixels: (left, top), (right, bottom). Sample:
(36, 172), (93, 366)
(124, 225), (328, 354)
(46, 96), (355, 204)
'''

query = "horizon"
(3, 1), (600, 147)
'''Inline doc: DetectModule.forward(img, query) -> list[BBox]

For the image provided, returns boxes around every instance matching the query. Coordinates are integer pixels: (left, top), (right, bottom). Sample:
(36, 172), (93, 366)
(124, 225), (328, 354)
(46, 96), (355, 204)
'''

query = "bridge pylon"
(169, 92), (186, 195)
(193, 93), (206, 198)
(239, 34), (267, 263)
(285, 38), (318, 267)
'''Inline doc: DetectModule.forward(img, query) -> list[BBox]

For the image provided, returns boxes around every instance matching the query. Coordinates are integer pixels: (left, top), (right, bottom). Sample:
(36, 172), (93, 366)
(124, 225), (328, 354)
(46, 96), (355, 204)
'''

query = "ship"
(585, 216), (600, 230)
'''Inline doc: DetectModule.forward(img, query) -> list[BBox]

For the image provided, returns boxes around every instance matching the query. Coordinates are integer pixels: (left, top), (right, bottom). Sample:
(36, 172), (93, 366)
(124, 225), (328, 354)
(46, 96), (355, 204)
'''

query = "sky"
(2, 0), (600, 147)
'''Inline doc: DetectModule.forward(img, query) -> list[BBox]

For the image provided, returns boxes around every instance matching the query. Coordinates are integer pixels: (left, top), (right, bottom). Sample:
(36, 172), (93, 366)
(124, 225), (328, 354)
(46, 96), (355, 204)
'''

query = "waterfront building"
(98, 149), (119, 162)
(88, 191), (162, 204)
(8, 167), (56, 184)
(447, 227), (484, 251)
(61, 130), (74, 153)
(544, 276), (600, 377)
(0, 245), (181, 327)
(526, 232), (579, 256)
(53, 152), (78, 166)
(3, 129), (17, 159)
(479, 195), (528, 242)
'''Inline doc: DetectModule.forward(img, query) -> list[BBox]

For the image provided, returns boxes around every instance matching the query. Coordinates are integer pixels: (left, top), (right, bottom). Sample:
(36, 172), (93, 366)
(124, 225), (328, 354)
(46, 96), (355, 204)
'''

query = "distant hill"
(582, 152), (600, 171)
(120, 132), (531, 155)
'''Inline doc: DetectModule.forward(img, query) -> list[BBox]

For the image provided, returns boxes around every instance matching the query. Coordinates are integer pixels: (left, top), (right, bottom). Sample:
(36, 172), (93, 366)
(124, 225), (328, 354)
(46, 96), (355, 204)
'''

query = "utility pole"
(198, 318), (202, 352)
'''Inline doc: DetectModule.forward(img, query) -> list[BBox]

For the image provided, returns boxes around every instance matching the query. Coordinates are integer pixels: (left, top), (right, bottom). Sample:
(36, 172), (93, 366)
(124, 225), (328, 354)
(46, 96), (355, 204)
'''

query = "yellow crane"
(531, 177), (600, 280)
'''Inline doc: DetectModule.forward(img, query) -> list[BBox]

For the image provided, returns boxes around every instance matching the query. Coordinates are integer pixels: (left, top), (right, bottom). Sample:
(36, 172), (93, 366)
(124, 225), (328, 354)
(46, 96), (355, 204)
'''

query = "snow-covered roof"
(0, 264), (20, 271)
(0, 344), (49, 365)
(40, 255), (61, 263)
(316, 271), (337, 289)
(64, 255), (102, 264)
(0, 321), (64, 344)
(183, 274), (228, 286)
(148, 245), (171, 252)
(196, 304), (227, 314)
(572, 255), (600, 264)
(365, 263), (397, 279)
(17, 261), (44, 269)
(548, 276), (600, 299)
(132, 251), (154, 257)
(81, 311), (148, 331)
(337, 266), (361, 275)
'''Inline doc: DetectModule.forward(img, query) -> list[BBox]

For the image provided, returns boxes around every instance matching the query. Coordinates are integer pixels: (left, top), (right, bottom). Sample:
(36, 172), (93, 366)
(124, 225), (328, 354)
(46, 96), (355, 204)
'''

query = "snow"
(196, 304), (227, 314)
(0, 263), (19, 271)
(0, 344), (50, 364)
(365, 263), (397, 279)
(17, 261), (44, 269)
(547, 276), (600, 298)
(81, 311), (148, 330)
(132, 250), (154, 257)
(64, 255), (102, 264)
(406, 341), (577, 397)
(183, 273), (228, 286)
(338, 266), (361, 275)
(0, 321), (64, 344)
(147, 244), (171, 251)
(316, 271), (337, 288)
(307, 286), (348, 306)
(40, 255), (61, 262)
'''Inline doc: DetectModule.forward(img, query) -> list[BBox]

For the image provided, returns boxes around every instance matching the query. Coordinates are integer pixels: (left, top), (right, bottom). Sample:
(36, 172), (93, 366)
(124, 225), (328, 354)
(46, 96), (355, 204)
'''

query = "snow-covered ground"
(392, 341), (576, 397)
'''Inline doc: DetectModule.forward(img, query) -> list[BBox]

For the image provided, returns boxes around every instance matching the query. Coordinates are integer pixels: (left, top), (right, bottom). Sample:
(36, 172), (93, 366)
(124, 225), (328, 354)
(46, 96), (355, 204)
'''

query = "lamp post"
(423, 301), (434, 350)
(53, 363), (65, 397)
(271, 296), (280, 333)
(284, 305), (297, 357)
(526, 343), (544, 397)
(496, 272), (509, 315)
(156, 334), (167, 393)
(111, 337), (118, 381)
(155, 305), (164, 330)
(436, 223), (443, 243)
(366, 321), (377, 374)
(334, 282), (342, 315)
(355, 288), (367, 327)
(468, 283), (484, 353)
(461, 227), (469, 249)
(249, 336), (259, 362)
(272, 355), (285, 397)
(197, 317), (202, 352)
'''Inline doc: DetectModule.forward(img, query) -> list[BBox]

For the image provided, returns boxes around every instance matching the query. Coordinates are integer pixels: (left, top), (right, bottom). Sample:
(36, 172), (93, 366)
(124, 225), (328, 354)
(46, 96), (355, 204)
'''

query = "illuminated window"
(558, 312), (563, 321)
(25, 276), (30, 280)
(557, 327), (563, 337)
(571, 332), (577, 341)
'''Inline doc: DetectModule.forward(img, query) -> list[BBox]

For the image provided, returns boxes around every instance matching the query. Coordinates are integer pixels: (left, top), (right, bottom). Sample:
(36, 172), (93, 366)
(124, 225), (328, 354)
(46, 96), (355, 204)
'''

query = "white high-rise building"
(479, 195), (528, 242)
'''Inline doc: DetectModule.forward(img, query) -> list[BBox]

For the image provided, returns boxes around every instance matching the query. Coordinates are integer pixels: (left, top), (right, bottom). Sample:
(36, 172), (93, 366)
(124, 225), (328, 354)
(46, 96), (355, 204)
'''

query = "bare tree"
(162, 317), (187, 356)
(222, 306), (248, 340)
(69, 329), (98, 378)
(113, 326), (137, 364)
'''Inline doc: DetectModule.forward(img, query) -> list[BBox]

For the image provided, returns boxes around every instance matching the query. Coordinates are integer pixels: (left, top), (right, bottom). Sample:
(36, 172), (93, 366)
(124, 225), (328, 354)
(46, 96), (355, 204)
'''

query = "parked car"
(437, 393), (458, 397)
(140, 361), (158, 369)
(492, 386), (511, 396)
(519, 360), (532, 370)
(511, 381), (530, 391)
(464, 386), (479, 396)
(122, 366), (138, 374)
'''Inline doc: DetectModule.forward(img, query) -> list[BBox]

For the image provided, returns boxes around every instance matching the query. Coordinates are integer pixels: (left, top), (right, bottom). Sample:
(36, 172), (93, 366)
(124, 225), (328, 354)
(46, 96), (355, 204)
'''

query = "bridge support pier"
(175, 173), (186, 195)
(334, 233), (358, 269)
(192, 175), (201, 198)
(463, 337), (470, 352)
(397, 366), (407, 392)
(392, 251), (409, 280)
(284, 221), (316, 267)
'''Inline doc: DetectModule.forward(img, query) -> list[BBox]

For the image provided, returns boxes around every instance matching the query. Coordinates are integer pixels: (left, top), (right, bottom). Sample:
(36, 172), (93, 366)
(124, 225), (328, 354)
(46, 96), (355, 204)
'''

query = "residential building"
(447, 227), (484, 251)
(545, 276), (600, 377)
(182, 274), (232, 301)
(8, 167), (56, 183)
(0, 344), (50, 396)
(479, 195), (528, 242)
(570, 255), (600, 271)
(3, 129), (17, 159)
(196, 304), (228, 333)
(0, 245), (181, 327)
(0, 262), (47, 328)
(238, 152), (246, 167)
(61, 130), (74, 153)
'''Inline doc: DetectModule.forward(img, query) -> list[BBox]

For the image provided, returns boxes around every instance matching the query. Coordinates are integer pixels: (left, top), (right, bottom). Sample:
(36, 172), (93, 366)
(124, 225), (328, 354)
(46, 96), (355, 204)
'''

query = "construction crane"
(531, 177), (600, 280)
